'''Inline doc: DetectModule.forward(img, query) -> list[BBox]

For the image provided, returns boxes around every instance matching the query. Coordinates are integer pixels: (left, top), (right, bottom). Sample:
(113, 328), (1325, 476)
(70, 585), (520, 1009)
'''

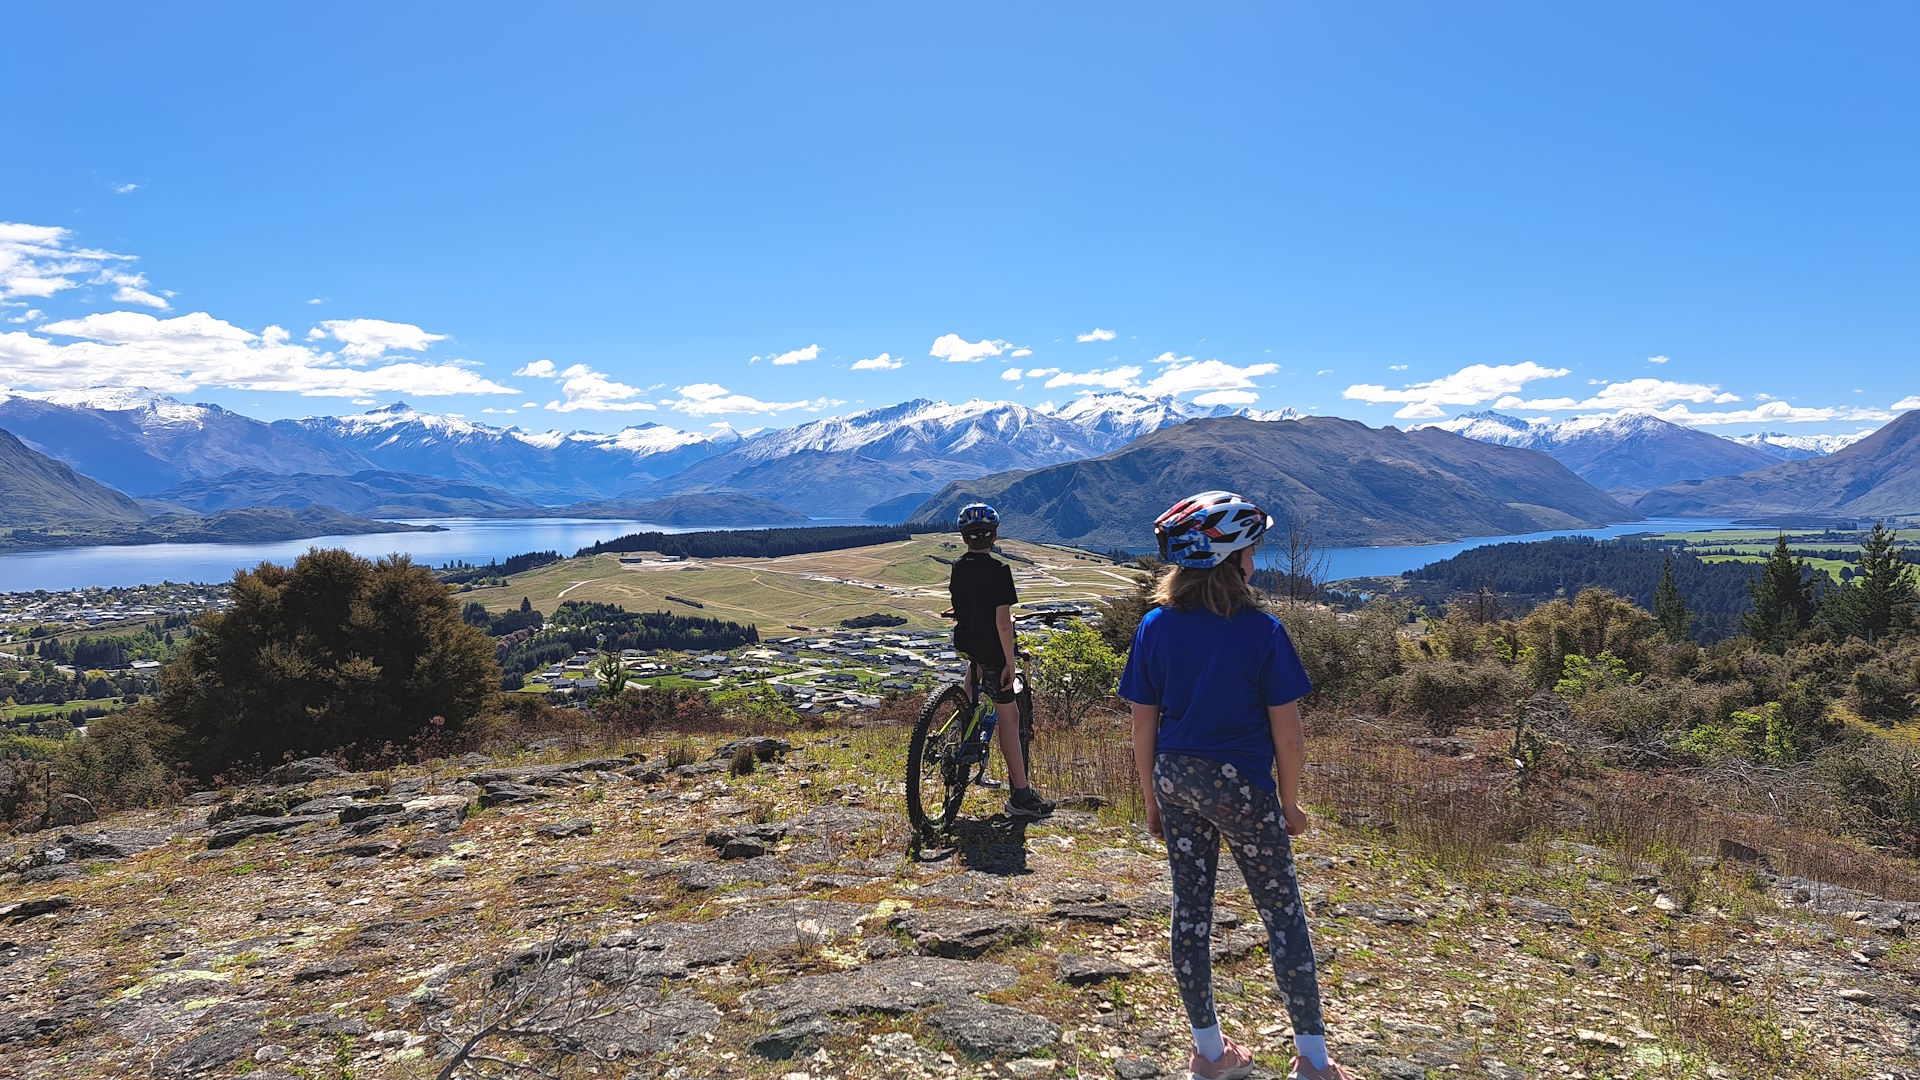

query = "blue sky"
(2, 3), (1915, 435)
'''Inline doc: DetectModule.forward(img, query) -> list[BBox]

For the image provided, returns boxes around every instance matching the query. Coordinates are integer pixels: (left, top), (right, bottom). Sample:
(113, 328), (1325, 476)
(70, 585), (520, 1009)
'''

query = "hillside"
(480, 536), (1137, 631)
(151, 469), (542, 517)
(0, 506), (438, 552)
(562, 492), (809, 526)
(1637, 410), (1920, 520)
(3, 725), (1914, 1080)
(913, 416), (1633, 549)
(0, 428), (150, 526)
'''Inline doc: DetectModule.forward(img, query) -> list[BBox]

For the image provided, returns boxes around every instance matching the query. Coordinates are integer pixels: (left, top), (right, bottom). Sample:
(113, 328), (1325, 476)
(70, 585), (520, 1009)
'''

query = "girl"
(1118, 491), (1350, 1080)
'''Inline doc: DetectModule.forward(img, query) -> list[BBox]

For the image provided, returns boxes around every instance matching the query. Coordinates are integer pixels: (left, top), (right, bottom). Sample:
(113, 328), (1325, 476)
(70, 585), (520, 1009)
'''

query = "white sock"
(1293, 1034), (1329, 1070)
(1192, 1023), (1224, 1061)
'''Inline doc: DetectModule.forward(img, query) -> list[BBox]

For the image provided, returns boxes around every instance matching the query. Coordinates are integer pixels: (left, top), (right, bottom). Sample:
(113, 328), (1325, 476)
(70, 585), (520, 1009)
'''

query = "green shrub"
(1030, 618), (1125, 724)
(1276, 599), (1406, 709)
(154, 549), (499, 779)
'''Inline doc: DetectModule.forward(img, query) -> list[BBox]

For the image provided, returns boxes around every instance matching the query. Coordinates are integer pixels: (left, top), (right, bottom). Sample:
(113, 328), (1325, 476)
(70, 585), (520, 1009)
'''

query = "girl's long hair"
(1152, 551), (1257, 618)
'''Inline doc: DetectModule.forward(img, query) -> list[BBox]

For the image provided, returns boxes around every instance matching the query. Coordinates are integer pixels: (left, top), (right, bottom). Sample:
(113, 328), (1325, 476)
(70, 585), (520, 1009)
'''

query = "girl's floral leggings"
(1153, 751), (1326, 1038)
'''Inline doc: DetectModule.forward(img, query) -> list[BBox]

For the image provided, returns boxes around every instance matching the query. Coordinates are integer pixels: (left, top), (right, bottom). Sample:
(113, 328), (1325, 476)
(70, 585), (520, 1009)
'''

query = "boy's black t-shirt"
(948, 550), (1017, 668)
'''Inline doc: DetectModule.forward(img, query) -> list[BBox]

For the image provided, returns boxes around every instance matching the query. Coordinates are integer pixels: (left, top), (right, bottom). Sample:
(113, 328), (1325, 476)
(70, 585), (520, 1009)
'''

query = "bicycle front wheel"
(907, 684), (972, 839)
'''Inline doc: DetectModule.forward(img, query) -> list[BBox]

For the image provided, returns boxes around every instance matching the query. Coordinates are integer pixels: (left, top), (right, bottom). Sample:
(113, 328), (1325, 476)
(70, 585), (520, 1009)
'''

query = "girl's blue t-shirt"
(1117, 604), (1314, 792)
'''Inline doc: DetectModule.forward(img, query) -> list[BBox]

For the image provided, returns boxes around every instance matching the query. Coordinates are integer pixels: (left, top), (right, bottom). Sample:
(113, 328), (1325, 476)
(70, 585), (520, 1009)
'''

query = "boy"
(949, 503), (1053, 819)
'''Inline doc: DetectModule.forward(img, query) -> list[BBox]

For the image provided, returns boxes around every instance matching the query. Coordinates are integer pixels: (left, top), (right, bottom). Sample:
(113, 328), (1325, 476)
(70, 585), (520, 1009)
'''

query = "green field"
(473, 535), (1143, 633)
(2, 697), (130, 721)
(1698, 553), (1853, 577)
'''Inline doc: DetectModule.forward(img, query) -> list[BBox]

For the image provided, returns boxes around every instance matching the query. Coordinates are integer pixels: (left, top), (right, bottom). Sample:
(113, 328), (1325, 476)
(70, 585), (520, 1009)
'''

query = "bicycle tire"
(906, 683), (973, 839)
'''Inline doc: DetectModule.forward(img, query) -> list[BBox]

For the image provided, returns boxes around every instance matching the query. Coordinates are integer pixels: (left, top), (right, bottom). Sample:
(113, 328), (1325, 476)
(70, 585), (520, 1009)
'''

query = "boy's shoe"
(1006, 786), (1053, 819)
(1187, 1035), (1255, 1080)
(1287, 1057), (1352, 1080)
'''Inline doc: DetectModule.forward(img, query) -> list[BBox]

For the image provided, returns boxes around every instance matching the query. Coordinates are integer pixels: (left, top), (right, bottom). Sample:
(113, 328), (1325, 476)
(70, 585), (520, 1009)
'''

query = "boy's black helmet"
(957, 502), (999, 539)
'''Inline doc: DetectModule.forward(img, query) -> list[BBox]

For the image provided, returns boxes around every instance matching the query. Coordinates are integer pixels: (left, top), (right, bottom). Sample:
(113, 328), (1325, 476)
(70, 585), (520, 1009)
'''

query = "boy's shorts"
(966, 656), (1017, 704)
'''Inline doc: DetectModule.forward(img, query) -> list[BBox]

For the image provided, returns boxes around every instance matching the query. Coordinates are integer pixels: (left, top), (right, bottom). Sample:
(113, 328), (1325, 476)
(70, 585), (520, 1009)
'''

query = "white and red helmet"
(1154, 490), (1274, 569)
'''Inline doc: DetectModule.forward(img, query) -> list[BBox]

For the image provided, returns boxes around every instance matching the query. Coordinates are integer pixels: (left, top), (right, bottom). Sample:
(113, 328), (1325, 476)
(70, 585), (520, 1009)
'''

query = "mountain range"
(913, 415), (1634, 549)
(1423, 411), (1781, 492)
(0, 389), (1285, 517)
(2, 386), (1912, 551)
(0, 431), (438, 551)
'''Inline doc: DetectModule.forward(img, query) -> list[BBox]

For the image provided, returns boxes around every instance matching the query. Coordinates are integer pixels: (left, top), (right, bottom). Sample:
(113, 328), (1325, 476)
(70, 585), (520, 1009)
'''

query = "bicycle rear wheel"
(907, 684), (973, 839)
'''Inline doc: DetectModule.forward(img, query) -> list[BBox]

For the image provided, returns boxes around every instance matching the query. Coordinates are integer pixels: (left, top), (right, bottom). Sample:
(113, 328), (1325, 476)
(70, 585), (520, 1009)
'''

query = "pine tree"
(1653, 555), (1692, 642)
(1824, 523), (1917, 643)
(1745, 535), (1814, 652)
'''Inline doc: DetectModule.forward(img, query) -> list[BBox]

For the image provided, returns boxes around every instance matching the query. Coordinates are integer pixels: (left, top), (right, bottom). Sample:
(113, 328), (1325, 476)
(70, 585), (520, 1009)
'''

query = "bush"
(1512, 589), (1660, 692)
(51, 708), (179, 811)
(1571, 678), (1685, 759)
(1817, 739), (1920, 856)
(1030, 618), (1125, 724)
(154, 549), (500, 779)
(1275, 599), (1406, 709)
(1848, 657), (1917, 724)
(1385, 660), (1519, 733)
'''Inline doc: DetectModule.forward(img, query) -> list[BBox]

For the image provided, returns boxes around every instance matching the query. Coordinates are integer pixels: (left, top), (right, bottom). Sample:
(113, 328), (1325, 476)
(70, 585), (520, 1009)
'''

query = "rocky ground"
(3, 727), (1918, 1080)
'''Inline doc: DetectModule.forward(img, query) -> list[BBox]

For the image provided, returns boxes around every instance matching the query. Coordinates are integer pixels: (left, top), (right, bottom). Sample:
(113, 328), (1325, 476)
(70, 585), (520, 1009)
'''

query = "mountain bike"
(905, 655), (1034, 840)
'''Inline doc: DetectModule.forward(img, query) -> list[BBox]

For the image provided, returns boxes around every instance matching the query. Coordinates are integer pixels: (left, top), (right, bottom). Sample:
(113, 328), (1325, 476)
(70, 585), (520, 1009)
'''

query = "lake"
(1315, 517), (1747, 581)
(0, 516), (1750, 593)
(0, 518), (809, 592)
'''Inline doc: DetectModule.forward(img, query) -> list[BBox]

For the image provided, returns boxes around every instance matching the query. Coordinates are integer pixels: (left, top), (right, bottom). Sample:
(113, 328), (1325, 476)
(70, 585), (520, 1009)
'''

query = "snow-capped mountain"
(1731, 430), (1875, 462)
(0, 387), (371, 495)
(1048, 392), (1300, 443)
(277, 404), (738, 497)
(1424, 410), (1781, 491)
(724, 398), (1115, 467)
(0, 388), (1308, 516)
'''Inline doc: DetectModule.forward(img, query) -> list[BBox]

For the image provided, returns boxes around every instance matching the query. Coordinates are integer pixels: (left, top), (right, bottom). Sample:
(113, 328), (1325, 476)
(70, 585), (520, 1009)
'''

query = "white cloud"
(930, 333), (1005, 363)
(1650, 401), (1894, 426)
(96, 270), (169, 310)
(1647, 354), (1670, 365)
(1892, 395), (1920, 411)
(522, 401), (539, 408)
(5, 308), (43, 324)
(1316, 369), (1333, 376)
(513, 358), (558, 378)
(306, 297), (325, 305)
(751, 343), (821, 366)
(850, 352), (902, 371)
(112, 183), (140, 195)
(1076, 327), (1116, 343)
(308, 318), (447, 361)
(1343, 361), (1571, 419)
(482, 407), (517, 414)
(542, 364), (656, 412)
(1010, 347), (1033, 358)
(1193, 389), (1259, 406)
(1044, 365), (1143, 390)
(1150, 352), (1192, 366)
(661, 382), (843, 416)
(1388, 364), (1408, 372)
(1023, 367), (1060, 379)
(0, 221), (138, 302)
(1142, 358), (1278, 397)
(1495, 378), (1741, 413)
(6, 310), (514, 398)
(1000, 367), (1024, 381)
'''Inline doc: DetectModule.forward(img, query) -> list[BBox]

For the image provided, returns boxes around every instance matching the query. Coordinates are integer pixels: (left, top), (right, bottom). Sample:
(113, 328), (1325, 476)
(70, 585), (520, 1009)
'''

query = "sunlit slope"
(477, 535), (1142, 633)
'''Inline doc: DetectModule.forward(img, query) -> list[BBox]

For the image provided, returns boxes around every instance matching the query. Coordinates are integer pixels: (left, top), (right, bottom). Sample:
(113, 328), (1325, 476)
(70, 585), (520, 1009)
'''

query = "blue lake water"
(1316, 518), (1747, 581)
(0, 518), (858, 592)
(0, 516), (1748, 593)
